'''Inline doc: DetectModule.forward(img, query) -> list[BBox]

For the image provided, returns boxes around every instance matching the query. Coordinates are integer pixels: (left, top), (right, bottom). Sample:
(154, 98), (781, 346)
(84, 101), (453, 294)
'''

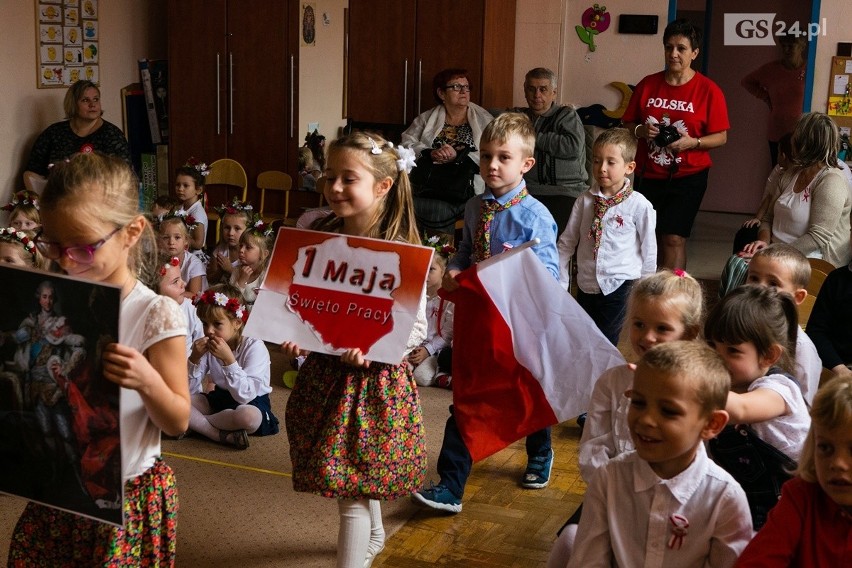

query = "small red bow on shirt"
(668, 514), (689, 550)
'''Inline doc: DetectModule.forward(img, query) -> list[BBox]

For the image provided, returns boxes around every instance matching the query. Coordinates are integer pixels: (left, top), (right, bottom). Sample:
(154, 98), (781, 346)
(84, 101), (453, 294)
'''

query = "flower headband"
(193, 289), (248, 322)
(183, 157), (211, 177)
(214, 197), (254, 218)
(159, 256), (180, 276)
(423, 234), (456, 256)
(367, 138), (417, 174)
(163, 208), (199, 230)
(2, 190), (40, 212)
(247, 217), (274, 238)
(0, 227), (37, 259)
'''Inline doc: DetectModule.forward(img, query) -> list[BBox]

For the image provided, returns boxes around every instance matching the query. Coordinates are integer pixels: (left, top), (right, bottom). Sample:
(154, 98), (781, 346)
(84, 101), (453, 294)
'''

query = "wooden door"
(699, 0), (813, 214)
(226, 0), (296, 202)
(167, 0), (228, 183)
(347, 0), (416, 125)
(414, 0), (485, 114)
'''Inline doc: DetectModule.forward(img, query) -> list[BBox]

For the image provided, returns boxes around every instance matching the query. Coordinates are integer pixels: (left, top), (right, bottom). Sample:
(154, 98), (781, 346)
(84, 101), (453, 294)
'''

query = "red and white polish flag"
(442, 242), (625, 462)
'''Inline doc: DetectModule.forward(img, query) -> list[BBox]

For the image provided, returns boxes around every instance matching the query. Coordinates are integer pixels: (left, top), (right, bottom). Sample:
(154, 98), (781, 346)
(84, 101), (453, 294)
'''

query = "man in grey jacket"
(513, 67), (589, 233)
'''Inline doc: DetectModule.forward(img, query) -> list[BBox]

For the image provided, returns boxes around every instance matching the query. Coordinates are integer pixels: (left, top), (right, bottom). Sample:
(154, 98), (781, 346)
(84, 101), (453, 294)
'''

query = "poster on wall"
(35, 0), (99, 88)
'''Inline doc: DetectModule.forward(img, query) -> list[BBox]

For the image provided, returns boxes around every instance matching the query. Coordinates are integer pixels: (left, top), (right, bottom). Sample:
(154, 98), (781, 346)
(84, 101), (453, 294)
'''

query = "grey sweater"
(513, 103), (589, 198)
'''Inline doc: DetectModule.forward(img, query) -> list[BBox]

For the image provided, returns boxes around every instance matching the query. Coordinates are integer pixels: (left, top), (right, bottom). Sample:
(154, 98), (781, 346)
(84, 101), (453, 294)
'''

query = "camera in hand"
(654, 124), (681, 147)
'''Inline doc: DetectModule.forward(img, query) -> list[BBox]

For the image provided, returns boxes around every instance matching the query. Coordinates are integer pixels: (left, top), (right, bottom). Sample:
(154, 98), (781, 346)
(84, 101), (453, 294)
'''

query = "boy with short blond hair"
(413, 112), (560, 513)
(568, 341), (753, 567)
(746, 243), (822, 404)
(557, 127), (657, 345)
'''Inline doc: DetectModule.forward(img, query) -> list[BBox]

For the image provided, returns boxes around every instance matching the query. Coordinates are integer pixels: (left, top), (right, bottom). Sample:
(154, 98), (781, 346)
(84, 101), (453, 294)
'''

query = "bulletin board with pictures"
(36, 0), (99, 88)
(826, 56), (852, 137)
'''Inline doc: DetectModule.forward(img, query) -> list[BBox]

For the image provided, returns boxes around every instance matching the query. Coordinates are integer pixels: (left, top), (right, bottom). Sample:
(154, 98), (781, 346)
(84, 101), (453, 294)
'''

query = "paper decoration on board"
(244, 228), (433, 364)
(575, 4), (611, 52)
(36, 0), (99, 88)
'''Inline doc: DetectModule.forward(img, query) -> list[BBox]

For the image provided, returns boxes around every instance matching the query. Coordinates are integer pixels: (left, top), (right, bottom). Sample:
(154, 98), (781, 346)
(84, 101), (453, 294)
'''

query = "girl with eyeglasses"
(9, 152), (191, 567)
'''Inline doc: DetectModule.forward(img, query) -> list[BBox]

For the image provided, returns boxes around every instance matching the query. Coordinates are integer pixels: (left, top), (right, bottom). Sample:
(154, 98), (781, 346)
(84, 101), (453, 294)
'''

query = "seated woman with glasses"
(402, 68), (495, 234)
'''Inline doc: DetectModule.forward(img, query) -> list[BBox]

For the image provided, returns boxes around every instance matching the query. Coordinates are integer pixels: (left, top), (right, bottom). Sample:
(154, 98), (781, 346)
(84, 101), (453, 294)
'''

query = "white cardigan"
(401, 102), (495, 194)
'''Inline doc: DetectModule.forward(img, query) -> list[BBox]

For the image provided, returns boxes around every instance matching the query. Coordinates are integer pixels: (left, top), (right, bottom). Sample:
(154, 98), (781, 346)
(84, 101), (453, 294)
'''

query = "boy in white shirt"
(568, 341), (753, 567)
(744, 243), (822, 404)
(558, 127), (656, 345)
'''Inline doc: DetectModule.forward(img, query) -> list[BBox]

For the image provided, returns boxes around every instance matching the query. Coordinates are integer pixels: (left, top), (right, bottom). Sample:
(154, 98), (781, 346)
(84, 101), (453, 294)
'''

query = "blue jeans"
(577, 279), (634, 347)
(436, 404), (551, 498)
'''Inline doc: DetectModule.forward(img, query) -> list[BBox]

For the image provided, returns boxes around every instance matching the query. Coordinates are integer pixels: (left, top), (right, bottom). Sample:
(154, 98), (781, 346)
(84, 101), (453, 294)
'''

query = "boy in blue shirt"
(413, 112), (560, 513)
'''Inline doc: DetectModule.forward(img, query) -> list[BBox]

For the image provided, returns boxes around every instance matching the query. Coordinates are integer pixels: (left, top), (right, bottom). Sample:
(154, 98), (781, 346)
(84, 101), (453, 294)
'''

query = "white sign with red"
(244, 228), (433, 364)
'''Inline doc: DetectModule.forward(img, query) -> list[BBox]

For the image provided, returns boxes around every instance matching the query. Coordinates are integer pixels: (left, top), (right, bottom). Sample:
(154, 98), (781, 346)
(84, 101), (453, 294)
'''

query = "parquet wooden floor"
(373, 421), (585, 567)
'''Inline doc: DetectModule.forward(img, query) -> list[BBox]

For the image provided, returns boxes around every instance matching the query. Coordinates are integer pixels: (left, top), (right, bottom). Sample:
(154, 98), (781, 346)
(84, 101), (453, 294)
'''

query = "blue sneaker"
(411, 482), (462, 513)
(521, 450), (554, 489)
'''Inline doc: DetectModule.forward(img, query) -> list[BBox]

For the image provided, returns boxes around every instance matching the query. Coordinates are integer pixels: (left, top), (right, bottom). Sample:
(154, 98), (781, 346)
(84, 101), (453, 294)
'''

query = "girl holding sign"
(9, 153), (190, 566)
(281, 132), (427, 568)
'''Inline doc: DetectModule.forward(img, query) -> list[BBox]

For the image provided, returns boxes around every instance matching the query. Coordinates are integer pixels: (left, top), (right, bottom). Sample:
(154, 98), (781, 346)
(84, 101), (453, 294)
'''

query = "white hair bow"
(396, 146), (417, 174)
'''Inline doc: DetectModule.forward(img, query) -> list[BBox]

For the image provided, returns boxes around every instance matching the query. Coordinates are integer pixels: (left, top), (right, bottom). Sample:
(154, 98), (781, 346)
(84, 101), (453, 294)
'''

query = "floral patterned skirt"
(286, 354), (426, 499)
(8, 458), (178, 567)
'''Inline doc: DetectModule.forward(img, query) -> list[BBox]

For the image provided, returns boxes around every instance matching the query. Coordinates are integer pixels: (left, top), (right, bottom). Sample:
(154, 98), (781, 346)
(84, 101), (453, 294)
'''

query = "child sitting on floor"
(158, 212), (207, 297)
(0, 227), (47, 269)
(2, 190), (41, 232)
(408, 235), (455, 388)
(705, 285), (811, 529)
(207, 198), (252, 286)
(735, 374), (852, 566)
(150, 195), (178, 226)
(548, 268), (705, 568)
(174, 158), (210, 260)
(230, 218), (273, 307)
(143, 251), (203, 363)
(568, 341), (753, 567)
(188, 284), (279, 448)
(745, 243), (822, 404)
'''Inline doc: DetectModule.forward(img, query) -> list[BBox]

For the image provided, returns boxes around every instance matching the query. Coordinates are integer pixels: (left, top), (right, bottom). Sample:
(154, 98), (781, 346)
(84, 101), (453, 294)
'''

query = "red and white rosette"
(667, 514), (689, 550)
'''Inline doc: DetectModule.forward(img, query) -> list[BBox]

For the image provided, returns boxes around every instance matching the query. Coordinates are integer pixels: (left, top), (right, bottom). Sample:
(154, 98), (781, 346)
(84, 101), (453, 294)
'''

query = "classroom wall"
(2, 0), (849, 211)
(559, 0), (671, 108)
(297, 0), (348, 145)
(0, 0), (166, 204)
(513, 0), (670, 109)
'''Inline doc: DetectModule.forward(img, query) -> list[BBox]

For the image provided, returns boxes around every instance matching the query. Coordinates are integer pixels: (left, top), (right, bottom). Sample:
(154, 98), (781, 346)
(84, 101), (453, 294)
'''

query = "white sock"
(367, 499), (385, 557)
(188, 406), (220, 441)
(337, 499), (370, 568)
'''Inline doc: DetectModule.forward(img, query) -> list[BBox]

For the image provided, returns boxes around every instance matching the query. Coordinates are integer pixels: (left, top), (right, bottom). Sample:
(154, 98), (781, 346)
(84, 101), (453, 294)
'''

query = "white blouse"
(188, 335), (271, 403)
(772, 171), (819, 256)
(120, 281), (186, 480)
